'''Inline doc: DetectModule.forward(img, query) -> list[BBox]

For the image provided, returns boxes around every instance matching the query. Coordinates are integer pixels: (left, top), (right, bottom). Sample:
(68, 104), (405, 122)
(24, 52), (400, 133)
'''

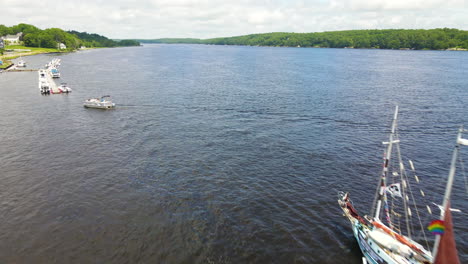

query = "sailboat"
(338, 106), (465, 264)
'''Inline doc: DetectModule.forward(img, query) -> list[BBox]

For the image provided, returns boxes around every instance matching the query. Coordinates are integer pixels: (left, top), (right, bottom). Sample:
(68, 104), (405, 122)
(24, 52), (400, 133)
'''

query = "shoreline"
(141, 42), (468, 51)
(0, 47), (96, 69)
(1, 48), (65, 69)
(1, 48), (73, 59)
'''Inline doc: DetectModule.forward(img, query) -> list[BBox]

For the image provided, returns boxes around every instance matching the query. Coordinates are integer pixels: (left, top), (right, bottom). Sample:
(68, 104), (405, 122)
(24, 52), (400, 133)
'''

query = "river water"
(0, 45), (467, 263)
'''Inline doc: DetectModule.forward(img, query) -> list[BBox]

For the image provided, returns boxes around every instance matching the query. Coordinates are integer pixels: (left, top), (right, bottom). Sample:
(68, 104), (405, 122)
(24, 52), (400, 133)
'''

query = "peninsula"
(0, 23), (140, 69)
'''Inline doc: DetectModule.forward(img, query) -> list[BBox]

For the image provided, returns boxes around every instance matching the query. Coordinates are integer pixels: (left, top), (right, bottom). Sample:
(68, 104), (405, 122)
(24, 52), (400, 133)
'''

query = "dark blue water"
(0, 45), (467, 263)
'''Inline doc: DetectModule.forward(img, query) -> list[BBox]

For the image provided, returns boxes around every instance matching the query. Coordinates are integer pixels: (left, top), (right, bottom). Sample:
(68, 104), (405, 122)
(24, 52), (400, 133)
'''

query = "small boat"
(338, 106), (464, 264)
(38, 69), (46, 79)
(50, 68), (60, 78)
(58, 83), (72, 93)
(83, 95), (115, 109)
(17, 59), (26, 67)
(45, 58), (61, 69)
(39, 80), (50, 95)
(16, 56), (26, 67)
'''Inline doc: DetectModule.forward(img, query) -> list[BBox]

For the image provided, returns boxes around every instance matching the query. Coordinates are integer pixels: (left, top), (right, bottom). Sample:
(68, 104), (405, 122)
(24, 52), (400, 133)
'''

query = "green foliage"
(140, 28), (468, 50)
(10, 23), (40, 35)
(116, 39), (140, 46)
(0, 25), (12, 36)
(0, 60), (13, 69)
(68, 30), (116, 47)
(136, 38), (202, 44)
(0, 24), (140, 50)
(68, 30), (140, 47)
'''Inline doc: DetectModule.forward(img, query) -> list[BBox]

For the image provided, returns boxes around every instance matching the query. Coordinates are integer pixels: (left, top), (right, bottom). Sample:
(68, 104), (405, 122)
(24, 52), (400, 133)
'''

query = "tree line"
(0, 23), (140, 50)
(138, 28), (468, 50)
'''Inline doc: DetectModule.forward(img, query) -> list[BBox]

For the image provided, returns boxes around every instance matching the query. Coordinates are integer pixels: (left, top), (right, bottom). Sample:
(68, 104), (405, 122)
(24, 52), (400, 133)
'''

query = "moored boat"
(38, 69), (46, 79)
(50, 68), (60, 78)
(58, 83), (72, 93)
(39, 80), (50, 95)
(338, 106), (464, 264)
(83, 95), (115, 109)
(17, 59), (26, 67)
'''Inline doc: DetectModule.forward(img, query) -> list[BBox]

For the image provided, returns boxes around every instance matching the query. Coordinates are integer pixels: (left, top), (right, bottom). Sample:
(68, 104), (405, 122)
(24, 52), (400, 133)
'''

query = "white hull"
(39, 85), (50, 94)
(58, 84), (72, 93)
(83, 103), (115, 109)
(83, 97), (115, 109)
(38, 70), (49, 94)
(353, 222), (416, 264)
(17, 58), (26, 67)
(338, 193), (432, 264)
(50, 68), (60, 78)
(338, 107), (464, 264)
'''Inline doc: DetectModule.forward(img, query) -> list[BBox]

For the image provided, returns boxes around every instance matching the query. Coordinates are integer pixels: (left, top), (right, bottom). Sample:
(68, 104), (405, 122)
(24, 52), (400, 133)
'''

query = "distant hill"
(135, 38), (201, 44)
(138, 29), (468, 50)
(0, 23), (140, 50)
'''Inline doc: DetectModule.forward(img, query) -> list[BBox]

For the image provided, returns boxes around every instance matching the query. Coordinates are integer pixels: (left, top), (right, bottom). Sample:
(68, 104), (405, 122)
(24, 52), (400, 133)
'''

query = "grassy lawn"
(0, 45), (64, 68)
(5, 45), (58, 53)
(1, 45), (63, 60)
(0, 60), (13, 69)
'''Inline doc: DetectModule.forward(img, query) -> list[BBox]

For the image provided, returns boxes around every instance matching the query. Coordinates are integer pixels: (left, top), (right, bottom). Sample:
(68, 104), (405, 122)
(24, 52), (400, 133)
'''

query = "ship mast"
(374, 106), (400, 226)
(432, 127), (467, 259)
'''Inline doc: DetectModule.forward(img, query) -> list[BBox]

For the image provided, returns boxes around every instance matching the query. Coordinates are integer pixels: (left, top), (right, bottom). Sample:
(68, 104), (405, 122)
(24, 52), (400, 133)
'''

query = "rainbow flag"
(428, 220), (445, 235)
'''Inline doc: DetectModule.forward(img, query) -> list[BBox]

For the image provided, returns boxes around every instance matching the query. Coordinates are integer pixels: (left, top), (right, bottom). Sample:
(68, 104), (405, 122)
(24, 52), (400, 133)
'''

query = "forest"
(3, 25), (467, 53)
(139, 28), (468, 50)
(0, 24), (140, 51)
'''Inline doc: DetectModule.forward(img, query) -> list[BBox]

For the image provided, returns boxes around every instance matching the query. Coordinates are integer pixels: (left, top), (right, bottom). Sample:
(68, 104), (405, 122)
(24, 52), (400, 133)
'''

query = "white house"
(2, 32), (22, 44)
(58, 43), (67, 49)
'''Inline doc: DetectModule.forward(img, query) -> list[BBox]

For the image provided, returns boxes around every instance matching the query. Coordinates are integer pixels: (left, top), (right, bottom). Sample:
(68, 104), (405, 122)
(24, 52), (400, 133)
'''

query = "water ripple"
(0, 45), (466, 263)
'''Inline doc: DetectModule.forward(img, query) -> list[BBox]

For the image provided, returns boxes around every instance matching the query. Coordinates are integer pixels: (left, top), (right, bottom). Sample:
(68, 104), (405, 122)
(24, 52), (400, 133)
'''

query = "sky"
(1, 0), (467, 39)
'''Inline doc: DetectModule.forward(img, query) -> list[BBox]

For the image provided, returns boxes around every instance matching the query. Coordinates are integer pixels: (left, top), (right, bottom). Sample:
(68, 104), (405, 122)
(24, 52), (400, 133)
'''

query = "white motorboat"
(38, 69), (46, 79)
(39, 80), (50, 95)
(17, 59), (26, 67)
(58, 83), (72, 93)
(83, 95), (115, 109)
(50, 68), (60, 78)
(338, 106), (464, 264)
(45, 58), (61, 69)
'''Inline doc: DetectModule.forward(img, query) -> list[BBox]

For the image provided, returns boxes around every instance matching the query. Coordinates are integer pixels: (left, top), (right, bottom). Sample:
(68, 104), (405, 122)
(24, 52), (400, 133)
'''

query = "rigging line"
(458, 148), (468, 195)
(405, 159), (431, 250)
(394, 135), (412, 238)
(390, 193), (396, 231)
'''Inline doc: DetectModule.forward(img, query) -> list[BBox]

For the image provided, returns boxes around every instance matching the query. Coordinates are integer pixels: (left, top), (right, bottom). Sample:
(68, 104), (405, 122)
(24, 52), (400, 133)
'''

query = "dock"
(45, 70), (60, 94)
(38, 59), (62, 94)
(8, 69), (39, 72)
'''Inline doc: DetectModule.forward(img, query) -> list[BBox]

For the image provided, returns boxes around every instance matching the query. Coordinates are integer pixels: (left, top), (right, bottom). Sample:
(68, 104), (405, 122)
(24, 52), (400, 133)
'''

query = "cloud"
(329, 0), (465, 11)
(0, 0), (467, 38)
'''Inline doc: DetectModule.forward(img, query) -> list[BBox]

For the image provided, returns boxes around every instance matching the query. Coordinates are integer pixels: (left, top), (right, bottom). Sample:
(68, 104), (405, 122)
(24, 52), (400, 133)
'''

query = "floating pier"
(45, 70), (60, 94)
(8, 69), (38, 72)
(38, 59), (63, 95)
